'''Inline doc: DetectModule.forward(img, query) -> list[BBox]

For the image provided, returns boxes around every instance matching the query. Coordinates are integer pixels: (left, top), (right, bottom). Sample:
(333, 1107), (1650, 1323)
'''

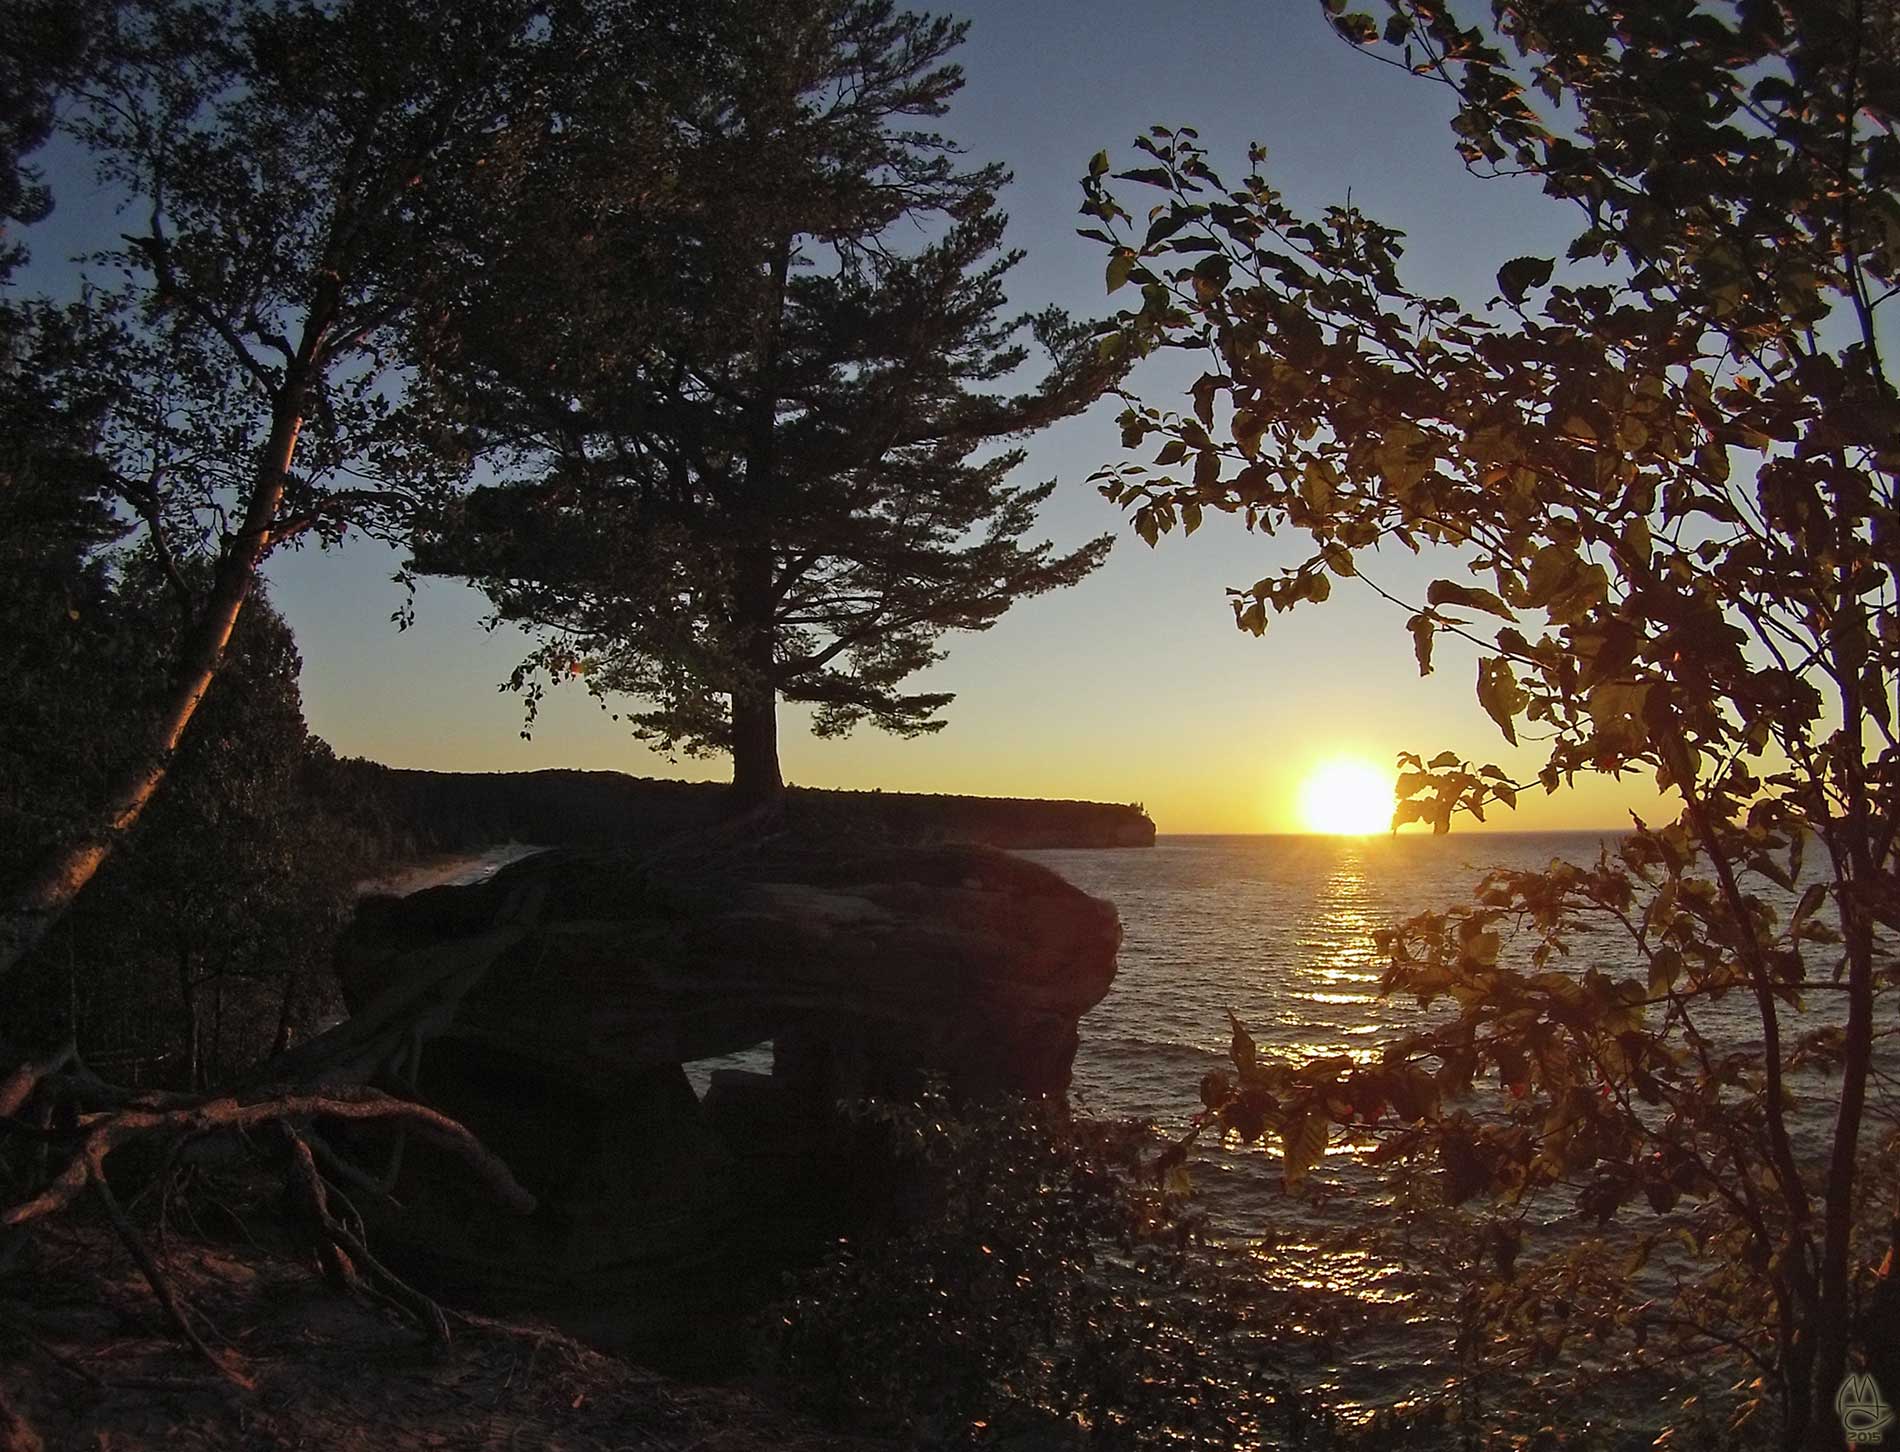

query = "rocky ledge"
(332, 841), (1121, 1299)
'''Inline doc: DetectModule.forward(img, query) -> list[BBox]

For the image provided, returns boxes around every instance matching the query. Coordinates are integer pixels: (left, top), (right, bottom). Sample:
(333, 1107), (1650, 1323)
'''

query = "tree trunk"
(0, 380), (312, 979)
(209, 972), (227, 1087)
(727, 233), (792, 812)
(272, 966), (300, 1058)
(729, 681), (783, 807)
(1804, 891), (1877, 1449)
(1802, 468), (1883, 1450)
(729, 542), (784, 807)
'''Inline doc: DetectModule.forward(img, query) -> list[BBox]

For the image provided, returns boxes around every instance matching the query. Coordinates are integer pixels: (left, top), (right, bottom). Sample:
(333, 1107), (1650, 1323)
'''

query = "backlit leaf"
(1281, 1108), (1328, 1188)
(1497, 255), (1554, 304)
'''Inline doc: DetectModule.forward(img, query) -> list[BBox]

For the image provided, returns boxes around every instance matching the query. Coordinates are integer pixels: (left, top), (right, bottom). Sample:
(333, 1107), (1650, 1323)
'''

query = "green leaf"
(1194, 446), (1223, 488)
(1106, 251), (1136, 293)
(1792, 882), (1828, 929)
(1145, 211), (1187, 248)
(1191, 373), (1221, 426)
(1332, 10), (1379, 43)
(1088, 149), (1110, 178)
(1647, 946), (1682, 996)
(1232, 409), (1266, 457)
(1497, 255), (1554, 304)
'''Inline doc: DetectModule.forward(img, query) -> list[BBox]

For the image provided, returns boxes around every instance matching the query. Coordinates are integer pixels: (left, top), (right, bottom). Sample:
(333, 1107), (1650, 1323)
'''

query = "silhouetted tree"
(1085, 1), (1900, 1443)
(412, 0), (1117, 804)
(3, 563), (370, 1085)
(0, 0), (563, 974)
(0, 0), (116, 277)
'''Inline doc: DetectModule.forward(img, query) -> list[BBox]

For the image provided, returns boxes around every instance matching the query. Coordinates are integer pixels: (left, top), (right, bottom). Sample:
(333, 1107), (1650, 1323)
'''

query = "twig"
(20, 1328), (106, 1387)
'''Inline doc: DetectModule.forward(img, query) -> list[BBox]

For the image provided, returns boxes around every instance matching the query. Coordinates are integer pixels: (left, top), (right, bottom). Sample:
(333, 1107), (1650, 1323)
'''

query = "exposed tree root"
(89, 1169), (252, 1388)
(0, 1039), (534, 1389)
(283, 1129), (449, 1342)
(2, 1081), (533, 1232)
(0, 1040), (75, 1120)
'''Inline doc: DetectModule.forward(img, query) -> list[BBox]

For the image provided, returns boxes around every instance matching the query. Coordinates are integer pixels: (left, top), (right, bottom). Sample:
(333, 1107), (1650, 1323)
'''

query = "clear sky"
(27, 0), (1676, 834)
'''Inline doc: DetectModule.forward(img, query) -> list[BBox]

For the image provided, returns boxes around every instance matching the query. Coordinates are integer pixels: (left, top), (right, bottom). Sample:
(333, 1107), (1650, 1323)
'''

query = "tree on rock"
(411, 0), (1117, 804)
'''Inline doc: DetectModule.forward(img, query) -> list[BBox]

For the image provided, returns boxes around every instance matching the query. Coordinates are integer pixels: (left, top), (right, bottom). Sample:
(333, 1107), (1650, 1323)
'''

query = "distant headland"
(325, 761), (1157, 854)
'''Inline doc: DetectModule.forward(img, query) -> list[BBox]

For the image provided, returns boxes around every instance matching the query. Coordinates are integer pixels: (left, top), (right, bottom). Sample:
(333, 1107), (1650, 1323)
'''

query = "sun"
(1298, 758), (1395, 836)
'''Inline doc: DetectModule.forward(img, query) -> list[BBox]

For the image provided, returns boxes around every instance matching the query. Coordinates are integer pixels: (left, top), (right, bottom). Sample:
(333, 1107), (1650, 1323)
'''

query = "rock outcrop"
(333, 842), (1120, 1292)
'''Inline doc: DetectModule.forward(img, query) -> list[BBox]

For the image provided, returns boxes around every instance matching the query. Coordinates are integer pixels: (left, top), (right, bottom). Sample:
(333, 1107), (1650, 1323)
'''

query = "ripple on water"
(1030, 831), (1875, 1425)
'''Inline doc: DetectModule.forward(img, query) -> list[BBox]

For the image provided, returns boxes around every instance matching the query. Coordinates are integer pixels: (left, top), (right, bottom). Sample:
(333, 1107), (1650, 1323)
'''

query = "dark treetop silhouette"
(0, 0), (565, 973)
(409, 0), (1118, 804)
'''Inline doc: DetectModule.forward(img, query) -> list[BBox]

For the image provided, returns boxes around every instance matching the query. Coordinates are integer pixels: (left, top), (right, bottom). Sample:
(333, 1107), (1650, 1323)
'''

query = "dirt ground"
(0, 1223), (884, 1452)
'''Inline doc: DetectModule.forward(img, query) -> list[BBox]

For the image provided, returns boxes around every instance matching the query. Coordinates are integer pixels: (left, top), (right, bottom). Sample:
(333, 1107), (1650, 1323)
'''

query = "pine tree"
(412, 0), (1117, 802)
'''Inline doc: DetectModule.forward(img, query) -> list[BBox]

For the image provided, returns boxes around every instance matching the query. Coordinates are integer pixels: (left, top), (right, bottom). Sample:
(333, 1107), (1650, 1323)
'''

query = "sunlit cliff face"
(1297, 758), (1393, 836)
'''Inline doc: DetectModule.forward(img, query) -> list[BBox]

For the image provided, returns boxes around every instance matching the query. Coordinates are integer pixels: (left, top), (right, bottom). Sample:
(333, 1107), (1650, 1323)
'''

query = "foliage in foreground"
(768, 1096), (1332, 1450)
(1084, 2), (1900, 1447)
(0, 416), (392, 1083)
(1, 574), (376, 1086)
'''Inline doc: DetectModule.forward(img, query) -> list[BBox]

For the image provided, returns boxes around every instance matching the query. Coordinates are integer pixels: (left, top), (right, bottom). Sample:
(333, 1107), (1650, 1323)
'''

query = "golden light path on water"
(1029, 827), (1845, 1436)
(1044, 833), (1480, 1423)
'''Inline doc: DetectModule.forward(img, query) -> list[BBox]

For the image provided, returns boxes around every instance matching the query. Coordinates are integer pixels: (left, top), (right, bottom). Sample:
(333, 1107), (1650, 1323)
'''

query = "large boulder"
(333, 842), (1120, 1290)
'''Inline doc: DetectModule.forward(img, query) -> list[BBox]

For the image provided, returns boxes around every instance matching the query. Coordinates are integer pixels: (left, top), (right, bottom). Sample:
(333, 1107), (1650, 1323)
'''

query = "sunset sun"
(1298, 759), (1394, 836)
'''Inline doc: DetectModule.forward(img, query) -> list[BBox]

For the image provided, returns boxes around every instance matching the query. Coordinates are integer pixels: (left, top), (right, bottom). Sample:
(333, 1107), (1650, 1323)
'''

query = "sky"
(23, 0), (1678, 835)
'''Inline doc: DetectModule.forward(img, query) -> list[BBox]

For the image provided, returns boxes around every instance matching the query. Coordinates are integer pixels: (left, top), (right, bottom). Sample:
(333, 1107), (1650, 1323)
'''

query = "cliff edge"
(324, 762), (1156, 853)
